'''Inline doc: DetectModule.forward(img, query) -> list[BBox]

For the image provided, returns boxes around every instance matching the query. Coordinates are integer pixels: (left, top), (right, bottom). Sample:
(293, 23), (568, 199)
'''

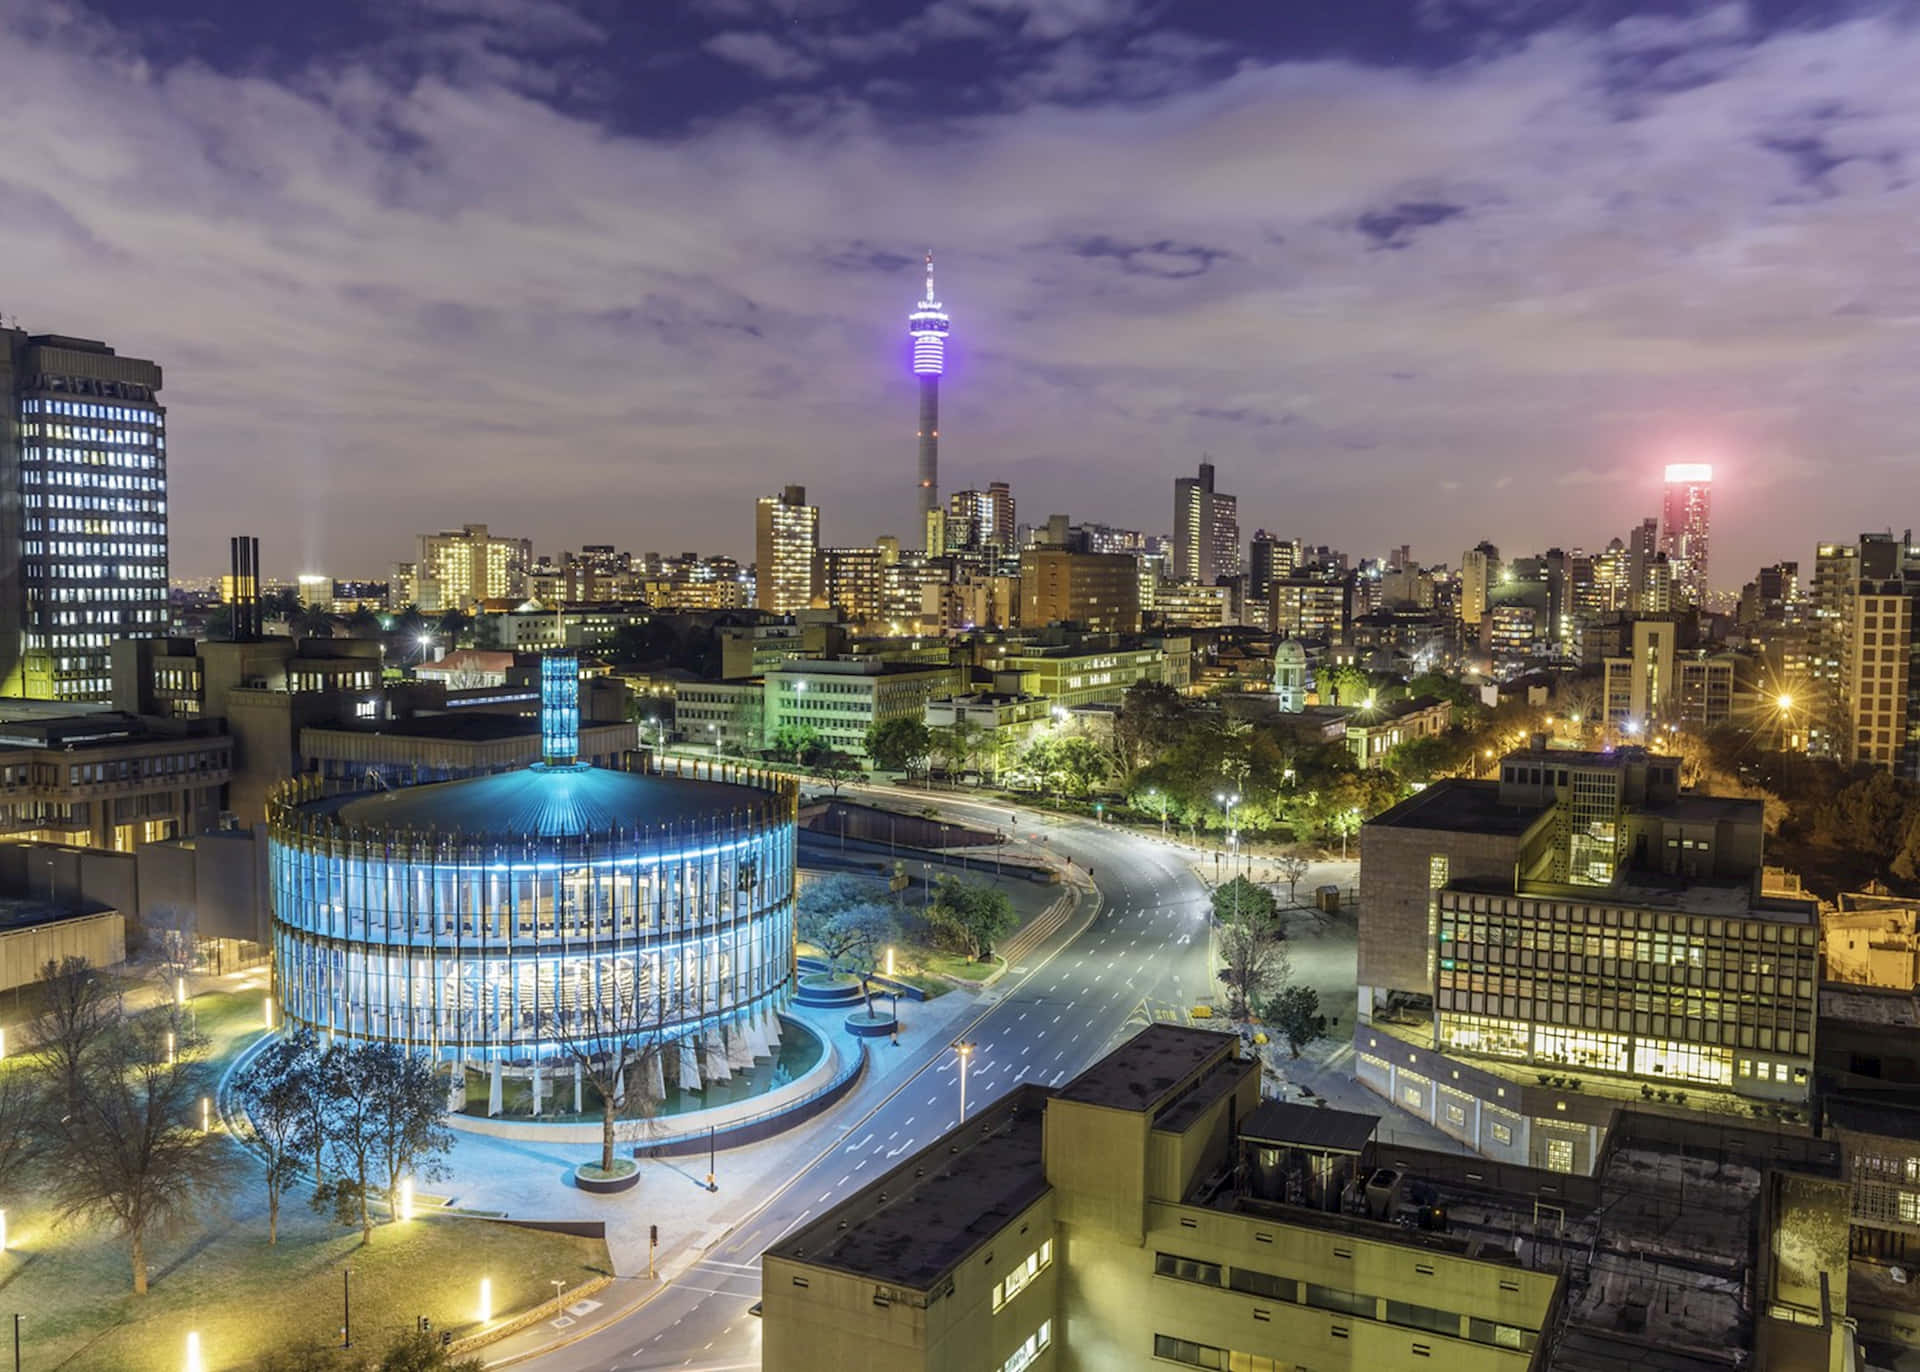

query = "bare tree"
(315, 1042), (385, 1243)
(1274, 855), (1311, 909)
(1217, 910), (1291, 1020)
(31, 956), (120, 1117)
(545, 957), (685, 1175)
(798, 874), (897, 975)
(230, 1029), (320, 1244)
(0, 1055), (43, 1199)
(46, 1014), (229, 1293)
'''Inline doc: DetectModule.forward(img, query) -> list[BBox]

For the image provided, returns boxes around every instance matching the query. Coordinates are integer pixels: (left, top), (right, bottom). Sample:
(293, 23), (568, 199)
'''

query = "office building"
(1152, 581), (1230, 630)
(755, 485), (820, 615)
(1247, 531), (1297, 607)
(0, 702), (229, 850)
(1270, 576), (1350, 642)
(763, 658), (964, 759)
(1020, 549), (1141, 634)
(908, 252), (951, 535)
(818, 545), (886, 625)
(1172, 460), (1240, 586)
(1, 326), (169, 702)
(762, 1022), (1854, 1372)
(1458, 542), (1497, 631)
(1356, 743), (1816, 1174)
(417, 524), (532, 611)
(1660, 463), (1712, 606)
(947, 481), (1015, 557)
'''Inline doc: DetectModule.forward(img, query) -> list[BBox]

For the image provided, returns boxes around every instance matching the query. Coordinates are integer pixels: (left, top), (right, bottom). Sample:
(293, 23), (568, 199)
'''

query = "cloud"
(704, 30), (824, 80)
(1, 0), (1919, 584)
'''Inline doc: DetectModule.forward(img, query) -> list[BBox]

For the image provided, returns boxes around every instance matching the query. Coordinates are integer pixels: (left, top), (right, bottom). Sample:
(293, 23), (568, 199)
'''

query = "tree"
(769, 723), (820, 763)
(31, 955), (119, 1118)
(926, 876), (1019, 961)
(1274, 855), (1311, 908)
(315, 1043), (387, 1243)
(374, 1330), (486, 1372)
(545, 957), (686, 1176)
(344, 605), (382, 636)
(0, 1057), (43, 1204)
(932, 719), (982, 785)
(288, 605), (335, 642)
(47, 1014), (229, 1293)
(231, 1029), (321, 1243)
(798, 874), (898, 975)
(866, 717), (933, 775)
(1052, 736), (1113, 798)
(1264, 983), (1327, 1058)
(1209, 876), (1277, 927)
(1217, 910), (1288, 1020)
(1115, 680), (1191, 773)
(368, 1048), (453, 1225)
(807, 748), (863, 797)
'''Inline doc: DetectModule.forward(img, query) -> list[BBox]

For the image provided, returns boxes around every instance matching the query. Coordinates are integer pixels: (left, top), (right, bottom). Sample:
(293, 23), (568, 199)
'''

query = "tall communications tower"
(908, 251), (950, 543)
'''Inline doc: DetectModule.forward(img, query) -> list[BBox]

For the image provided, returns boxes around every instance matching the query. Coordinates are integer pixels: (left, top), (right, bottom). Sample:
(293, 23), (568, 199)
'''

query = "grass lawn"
(921, 951), (1001, 982)
(0, 1196), (607, 1370)
(0, 983), (610, 1370)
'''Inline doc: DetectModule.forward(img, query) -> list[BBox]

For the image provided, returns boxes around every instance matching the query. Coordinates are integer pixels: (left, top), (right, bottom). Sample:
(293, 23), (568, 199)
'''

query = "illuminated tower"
(908, 251), (950, 544)
(1661, 464), (1712, 606)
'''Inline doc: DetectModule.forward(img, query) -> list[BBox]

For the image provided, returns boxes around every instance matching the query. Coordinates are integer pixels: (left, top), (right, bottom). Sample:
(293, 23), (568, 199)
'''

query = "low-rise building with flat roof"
(762, 1023), (1856, 1371)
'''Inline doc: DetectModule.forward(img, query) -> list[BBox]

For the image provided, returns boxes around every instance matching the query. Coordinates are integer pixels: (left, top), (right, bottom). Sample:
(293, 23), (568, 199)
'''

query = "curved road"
(517, 787), (1212, 1371)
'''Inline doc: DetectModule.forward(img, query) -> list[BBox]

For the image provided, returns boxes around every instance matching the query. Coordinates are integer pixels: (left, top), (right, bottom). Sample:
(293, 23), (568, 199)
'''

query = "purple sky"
(2, 0), (1915, 586)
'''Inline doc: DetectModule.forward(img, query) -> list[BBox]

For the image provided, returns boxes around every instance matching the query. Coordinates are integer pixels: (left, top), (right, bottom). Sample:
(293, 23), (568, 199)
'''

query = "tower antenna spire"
(907, 248), (951, 543)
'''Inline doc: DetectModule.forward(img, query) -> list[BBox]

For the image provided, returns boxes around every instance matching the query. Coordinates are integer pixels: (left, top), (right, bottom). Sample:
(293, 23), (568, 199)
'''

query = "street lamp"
(477, 1276), (492, 1324)
(1215, 792), (1241, 876)
(954, 1041), (975, 1124)
(1146, 788), (1168, 836)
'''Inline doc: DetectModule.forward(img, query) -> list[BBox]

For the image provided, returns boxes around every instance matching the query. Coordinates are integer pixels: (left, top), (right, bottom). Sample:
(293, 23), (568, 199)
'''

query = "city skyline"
(7, 3), (1920, 583)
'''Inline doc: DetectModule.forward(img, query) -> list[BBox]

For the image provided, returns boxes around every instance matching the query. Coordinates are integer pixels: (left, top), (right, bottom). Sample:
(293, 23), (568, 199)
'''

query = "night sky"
(3, 0), (1914, 583)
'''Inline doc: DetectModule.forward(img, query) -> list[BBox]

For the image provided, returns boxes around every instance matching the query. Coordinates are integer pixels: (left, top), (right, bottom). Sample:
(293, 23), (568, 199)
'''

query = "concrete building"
(763, 658), (964, 759)
(1344, 696), (1452, 771)
(1172, 460), (1239, 586)
(947, 482), (1016, 556)
(0, 895), (126, 992)
(1270, 576), (1350, 642)
(416, 524), (531, 611)
(0, 704), (230, 850)
(1019, 549), (1141, 634)
(756, 485), (820, 615)
(1823, 893), (1920, 989)
(1459, 543), (1498, 631)
(763, 1022), (1853, 1372)
(1, 327), (170, 703)
(673, 679), (766, 755)
(1356, 744), (1818, 1173)
(819, 545), (886, 624)
(1152, 581), (1230, 630)
(989, 636), (1188, 709)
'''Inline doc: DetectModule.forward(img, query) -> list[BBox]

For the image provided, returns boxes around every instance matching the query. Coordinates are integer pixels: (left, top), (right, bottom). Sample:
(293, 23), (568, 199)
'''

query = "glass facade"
(266, 773), (797, 1061)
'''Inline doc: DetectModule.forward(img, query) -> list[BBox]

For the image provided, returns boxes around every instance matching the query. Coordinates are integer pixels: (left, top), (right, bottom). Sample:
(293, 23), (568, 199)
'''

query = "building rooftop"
(1365, 778), (1549, 837)
(317, 763), (767, 837)
(1055, 1023), (1237, 1112)
(1240, 1098), (1378, 1154)
(768, 1083), (1051, 1291)
(1152, 1054), (1258, 1134)
(1820, 982), (1920, 1027)
(0, 894), (117, 929)
(1451, 874), (1815, 923)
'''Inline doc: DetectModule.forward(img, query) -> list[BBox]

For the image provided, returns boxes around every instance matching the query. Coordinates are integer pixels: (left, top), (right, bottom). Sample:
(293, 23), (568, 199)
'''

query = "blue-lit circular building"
(265, 656), (798, 1105)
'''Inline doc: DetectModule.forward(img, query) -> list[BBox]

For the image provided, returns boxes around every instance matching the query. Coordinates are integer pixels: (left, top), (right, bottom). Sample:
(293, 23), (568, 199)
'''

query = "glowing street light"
(399, 1176), (415, 1222)
(201, 1096), (212, 1133)
(1776, 692), (1795, 712)
(184, 1330), (204, 1372)
(885, 946), (895, 978)
(954, 1041), (975, 1125)
(174, 976), (185, 1007)
(478, 1277), (493, 1323)
(1, 1207), (8, 1251)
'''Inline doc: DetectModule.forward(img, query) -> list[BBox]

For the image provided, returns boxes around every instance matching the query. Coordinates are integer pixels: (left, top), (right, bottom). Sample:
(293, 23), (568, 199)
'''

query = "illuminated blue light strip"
(541, 653), (579, 766)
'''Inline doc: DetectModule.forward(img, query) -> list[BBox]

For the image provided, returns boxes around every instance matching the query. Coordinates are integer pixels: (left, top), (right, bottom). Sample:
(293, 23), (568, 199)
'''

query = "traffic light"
(440, 1332), (453, 1349)
(649, 1224), (658, 1246)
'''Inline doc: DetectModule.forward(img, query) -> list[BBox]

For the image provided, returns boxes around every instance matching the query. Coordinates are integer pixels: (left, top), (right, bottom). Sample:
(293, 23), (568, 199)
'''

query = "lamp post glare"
(954, 1041), (975, 1124)
(184, 1330), (203, 1372)
(478, 1277), (493, 1323)
(399, 1176), (415, 1222)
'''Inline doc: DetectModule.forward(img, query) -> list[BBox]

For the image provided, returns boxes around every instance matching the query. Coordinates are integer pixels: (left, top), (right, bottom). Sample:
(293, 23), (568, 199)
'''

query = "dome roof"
(329, 764), (763, 839)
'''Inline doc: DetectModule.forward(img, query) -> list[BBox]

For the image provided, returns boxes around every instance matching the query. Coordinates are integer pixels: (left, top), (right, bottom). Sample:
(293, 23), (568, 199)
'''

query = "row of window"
(23, 424), (159, 446)
(991, 1239), (1051, 1312)
(25, 445), (164, 465)
(1153, 1252), (1535, 1352)
(20, 399), (157, 419)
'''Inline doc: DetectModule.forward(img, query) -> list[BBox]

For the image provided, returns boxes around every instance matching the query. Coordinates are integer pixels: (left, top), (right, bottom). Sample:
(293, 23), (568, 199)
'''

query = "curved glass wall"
(267, 771), (797, 1061)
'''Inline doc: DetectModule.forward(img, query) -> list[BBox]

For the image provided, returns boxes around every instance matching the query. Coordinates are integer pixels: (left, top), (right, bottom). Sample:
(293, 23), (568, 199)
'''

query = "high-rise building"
(417, 524), (531, 611)
(1019, 548), (1141, 634)
(817, 545), (886, 624)
(1625, 515), (1660, 609)
(1247, 530), (1297, 604)
(1661, 463), (1712, 605)
(1, 327), (169, 702)
(754, 485), (819, 614)
(1171, 459), (1239, 586)
(944, 481), (1015, 556)
(1457, 541), (1498, 629)
(907, 252), (950, 539)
